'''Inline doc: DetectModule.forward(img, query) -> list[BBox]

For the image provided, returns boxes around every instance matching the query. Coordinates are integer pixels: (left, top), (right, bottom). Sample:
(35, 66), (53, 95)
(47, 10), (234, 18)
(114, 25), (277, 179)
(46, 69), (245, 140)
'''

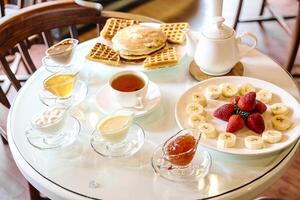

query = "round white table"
(7, 38), (300, 200)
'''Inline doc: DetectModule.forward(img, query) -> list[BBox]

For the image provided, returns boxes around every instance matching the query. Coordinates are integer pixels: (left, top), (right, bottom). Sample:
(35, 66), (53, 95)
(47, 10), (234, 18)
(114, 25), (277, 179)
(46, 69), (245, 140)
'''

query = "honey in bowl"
(165, 134), (197, 166)
(111, 74), (145, 92)
(44, 74), (77, 98)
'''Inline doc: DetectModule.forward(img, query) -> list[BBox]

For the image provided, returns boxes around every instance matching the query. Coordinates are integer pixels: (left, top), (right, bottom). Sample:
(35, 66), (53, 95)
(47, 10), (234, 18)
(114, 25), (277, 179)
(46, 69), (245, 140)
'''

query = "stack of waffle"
(86, 18), (189, 69)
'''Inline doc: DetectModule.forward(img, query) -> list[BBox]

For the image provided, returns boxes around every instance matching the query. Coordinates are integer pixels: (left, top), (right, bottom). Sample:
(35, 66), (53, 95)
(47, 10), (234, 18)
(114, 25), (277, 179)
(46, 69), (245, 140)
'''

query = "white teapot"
(184, 16), (257, 76)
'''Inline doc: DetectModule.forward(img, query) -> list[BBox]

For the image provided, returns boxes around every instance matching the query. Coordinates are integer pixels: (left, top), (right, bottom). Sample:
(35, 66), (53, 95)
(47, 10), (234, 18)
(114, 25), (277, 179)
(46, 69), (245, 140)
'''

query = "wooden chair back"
(0, 0), (158, 92)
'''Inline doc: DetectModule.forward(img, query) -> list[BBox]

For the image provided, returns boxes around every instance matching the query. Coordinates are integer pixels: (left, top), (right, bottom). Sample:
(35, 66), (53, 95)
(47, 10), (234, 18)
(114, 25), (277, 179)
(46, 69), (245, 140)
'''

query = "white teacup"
(109, 71), (149, 108)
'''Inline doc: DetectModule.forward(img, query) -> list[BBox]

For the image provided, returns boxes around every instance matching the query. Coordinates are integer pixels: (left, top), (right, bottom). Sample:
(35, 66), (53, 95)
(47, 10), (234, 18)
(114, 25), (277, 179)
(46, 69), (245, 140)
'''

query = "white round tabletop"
(7, 38), (300, 200)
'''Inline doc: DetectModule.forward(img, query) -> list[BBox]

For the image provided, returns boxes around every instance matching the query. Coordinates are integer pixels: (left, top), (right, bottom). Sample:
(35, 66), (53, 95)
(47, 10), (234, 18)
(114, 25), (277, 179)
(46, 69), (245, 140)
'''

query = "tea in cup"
(109, 71), (149, 108)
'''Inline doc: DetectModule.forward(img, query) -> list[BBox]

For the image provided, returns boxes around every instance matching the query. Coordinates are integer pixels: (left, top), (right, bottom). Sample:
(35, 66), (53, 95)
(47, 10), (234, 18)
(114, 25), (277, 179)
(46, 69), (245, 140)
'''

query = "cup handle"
(133, 97), (145, 110)
(237, 32), (257, 58)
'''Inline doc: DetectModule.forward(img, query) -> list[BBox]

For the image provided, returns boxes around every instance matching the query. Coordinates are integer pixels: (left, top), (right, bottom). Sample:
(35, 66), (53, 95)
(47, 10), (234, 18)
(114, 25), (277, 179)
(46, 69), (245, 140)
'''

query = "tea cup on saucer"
(109, 71), (149, 109)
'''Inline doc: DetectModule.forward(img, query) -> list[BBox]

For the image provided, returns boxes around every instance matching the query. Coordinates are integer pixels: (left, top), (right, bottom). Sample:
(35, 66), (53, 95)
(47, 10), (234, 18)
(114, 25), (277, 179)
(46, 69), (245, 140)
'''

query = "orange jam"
(165, 134), (197, 166)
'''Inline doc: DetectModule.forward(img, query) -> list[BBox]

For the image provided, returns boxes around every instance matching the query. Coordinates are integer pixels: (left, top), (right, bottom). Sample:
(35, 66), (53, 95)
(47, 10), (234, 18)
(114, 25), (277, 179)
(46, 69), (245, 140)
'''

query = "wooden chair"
(0, 0), (45, 94)
(0, 0), (159, 198)
(233, 0), (300, 76)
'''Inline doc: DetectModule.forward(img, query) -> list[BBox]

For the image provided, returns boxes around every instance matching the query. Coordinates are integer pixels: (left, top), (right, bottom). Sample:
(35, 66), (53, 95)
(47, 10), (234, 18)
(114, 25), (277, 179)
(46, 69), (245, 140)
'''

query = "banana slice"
(185, 103), (205, 115)
(270, 103), (289, 115)
(244, 136), (264, 149)
(256, 89), (272, 104)
(217, 132), (236, 148)
(262, 130), (282, 144)
(206, 85), (222, 99)
(191, 92), (207, 107)
(188, 114), (206, 128)
(239, 83), (256, 96)
(272, 115), (292, 131)
(198, 123), (218, 138)
(220, 83), (238, 97)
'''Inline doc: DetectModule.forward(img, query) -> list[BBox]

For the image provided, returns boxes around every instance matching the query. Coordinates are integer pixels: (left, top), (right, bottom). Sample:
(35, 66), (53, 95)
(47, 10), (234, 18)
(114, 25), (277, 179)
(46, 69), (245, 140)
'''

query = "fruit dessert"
(213, 92), (266, 134)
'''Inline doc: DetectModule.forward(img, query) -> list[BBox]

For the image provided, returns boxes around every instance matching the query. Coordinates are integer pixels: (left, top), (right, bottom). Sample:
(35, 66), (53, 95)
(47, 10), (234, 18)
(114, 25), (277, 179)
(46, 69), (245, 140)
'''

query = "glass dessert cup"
(151, 129), (212, 182)
(90, 110), (145, 158)
(39, 68), (87, 107)
(42, 38), (78, 73)
(26, 107), (81, 150)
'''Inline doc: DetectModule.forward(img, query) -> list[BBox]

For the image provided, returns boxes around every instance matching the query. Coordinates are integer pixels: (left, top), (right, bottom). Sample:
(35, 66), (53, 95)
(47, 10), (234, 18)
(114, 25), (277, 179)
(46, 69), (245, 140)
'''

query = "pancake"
(112, 25), (167, 57)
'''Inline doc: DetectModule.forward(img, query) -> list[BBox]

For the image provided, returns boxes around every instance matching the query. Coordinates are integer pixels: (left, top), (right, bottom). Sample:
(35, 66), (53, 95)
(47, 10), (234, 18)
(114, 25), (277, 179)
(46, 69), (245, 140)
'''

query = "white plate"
(95, 81), (161, 117)
(175, 76), (300, 156)
(84, 22), (187, 72)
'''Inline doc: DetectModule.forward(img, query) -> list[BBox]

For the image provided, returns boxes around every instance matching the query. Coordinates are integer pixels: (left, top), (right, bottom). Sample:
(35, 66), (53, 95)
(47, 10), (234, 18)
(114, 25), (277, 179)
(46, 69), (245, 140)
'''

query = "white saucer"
(95, 81), (161, 117)
(25, 115), (81, 150)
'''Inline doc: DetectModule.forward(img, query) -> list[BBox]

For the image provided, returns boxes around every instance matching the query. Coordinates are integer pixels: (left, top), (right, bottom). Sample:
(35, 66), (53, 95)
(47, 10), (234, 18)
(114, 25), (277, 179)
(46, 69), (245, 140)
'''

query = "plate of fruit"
(175, 76), (300, 155)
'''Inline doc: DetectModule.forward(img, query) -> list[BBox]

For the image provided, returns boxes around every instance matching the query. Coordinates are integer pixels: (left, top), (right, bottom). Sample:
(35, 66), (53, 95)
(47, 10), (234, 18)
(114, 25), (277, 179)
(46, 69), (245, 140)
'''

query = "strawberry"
(246, 113), (265, 134)
(226, 115), (244, 133)
(238, 92), (256, 112)
(255, 100), (267, 114)
(213, 103), (234, 121)
(231, 96), (240, 105)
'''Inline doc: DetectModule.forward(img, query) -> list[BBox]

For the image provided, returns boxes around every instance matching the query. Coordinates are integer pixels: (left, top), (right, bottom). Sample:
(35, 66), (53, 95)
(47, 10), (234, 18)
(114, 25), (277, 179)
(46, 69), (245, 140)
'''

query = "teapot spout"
(182, 29), (199, 58)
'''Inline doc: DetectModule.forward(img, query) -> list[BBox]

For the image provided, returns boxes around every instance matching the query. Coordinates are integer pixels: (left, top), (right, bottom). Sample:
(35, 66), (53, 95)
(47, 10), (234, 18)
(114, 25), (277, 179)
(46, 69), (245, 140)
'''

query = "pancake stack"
(112, 25), (167, 61)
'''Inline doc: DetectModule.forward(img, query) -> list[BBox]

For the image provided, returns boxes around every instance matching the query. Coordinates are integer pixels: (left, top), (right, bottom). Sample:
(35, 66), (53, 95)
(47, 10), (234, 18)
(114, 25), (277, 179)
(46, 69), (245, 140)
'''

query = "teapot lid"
(203, 17), (233, 39)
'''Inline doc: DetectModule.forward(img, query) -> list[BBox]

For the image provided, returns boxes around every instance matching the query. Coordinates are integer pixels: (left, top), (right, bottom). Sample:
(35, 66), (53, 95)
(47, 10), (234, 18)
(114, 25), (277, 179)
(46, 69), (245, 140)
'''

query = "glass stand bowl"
(90, 123), (145, 158)
(151, 145), (212, 182)
(39, 80), (88, 108)
(25, 115), (81, 150)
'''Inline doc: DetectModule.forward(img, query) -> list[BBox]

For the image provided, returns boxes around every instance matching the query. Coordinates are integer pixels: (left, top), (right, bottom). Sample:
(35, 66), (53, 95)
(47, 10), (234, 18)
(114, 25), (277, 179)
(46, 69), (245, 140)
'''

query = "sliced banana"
(188, 114), (206, 128)
(198, 123), (218, 138)
(217, 132), (236, 148)
(185, 103), (205, 115)
(256, 89), (272, 104)
(270, 103), (289, 115)
(239, 83), (256, 96)
(272, 115), (292, 131)
(262, 130), (282, 144)
(244, 136), (264, 149)
(220, 83), (238, 98)
(191, 92), (207, 107)
(205, 85), (222, 100)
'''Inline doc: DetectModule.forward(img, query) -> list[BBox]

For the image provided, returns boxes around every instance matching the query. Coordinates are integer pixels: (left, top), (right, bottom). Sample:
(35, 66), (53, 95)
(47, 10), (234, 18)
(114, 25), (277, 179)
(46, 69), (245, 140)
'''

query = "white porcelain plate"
(84, 22), (187, 72)
(95, 81), (161, 117)
(175, 76), (300, 156)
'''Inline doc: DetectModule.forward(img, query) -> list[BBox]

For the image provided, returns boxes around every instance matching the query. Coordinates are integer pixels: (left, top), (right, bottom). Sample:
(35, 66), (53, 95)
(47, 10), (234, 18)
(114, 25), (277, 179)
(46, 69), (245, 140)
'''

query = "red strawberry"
(255, 100), (267, 114)
(246, 113), (265, 134)
(213, 104), (234, 121)
(231, 96), (240, 105)
(226, 115), (244, 133)
(238, 92), (256, 112)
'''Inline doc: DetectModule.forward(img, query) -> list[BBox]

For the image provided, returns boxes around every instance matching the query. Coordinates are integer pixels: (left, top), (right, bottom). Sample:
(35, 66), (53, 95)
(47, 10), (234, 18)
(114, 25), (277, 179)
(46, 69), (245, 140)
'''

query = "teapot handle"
(237, 32), (257, 58)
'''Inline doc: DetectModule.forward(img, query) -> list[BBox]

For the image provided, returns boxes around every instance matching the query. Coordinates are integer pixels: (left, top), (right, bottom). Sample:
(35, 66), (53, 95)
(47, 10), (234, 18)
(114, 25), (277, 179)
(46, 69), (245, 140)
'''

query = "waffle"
(86, 43), (120, 66)
(160, 23), (190, 44)
(100, 18), (139, 40)
(143, 47), (178, 69)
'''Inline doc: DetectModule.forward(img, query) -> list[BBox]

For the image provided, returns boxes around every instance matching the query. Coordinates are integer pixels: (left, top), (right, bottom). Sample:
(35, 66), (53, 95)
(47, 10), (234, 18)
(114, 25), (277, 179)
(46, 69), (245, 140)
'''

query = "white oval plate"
(84, 22), (187, 72)
(175, 76), (300, 156)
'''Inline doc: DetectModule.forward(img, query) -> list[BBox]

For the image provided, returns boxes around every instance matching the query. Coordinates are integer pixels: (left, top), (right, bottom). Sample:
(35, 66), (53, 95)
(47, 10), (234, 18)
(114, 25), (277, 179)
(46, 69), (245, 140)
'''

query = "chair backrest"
(0, 85), (10, 108)
(0, 0), (159, 102)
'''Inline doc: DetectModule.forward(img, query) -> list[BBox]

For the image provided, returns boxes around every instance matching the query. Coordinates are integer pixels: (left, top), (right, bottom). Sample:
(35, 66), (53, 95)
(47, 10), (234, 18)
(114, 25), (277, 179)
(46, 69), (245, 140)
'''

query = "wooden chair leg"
(286, 3), (300, 73)
(259, 0), (266, 16)
(1, 135), (8, 144)
(29, 183), (41, 200)
(233, 0), (243, 30)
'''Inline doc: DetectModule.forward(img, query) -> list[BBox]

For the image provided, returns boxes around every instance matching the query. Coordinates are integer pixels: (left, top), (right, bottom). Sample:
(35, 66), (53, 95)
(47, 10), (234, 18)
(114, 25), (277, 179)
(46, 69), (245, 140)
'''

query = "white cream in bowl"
(32, 107), (67, 134)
